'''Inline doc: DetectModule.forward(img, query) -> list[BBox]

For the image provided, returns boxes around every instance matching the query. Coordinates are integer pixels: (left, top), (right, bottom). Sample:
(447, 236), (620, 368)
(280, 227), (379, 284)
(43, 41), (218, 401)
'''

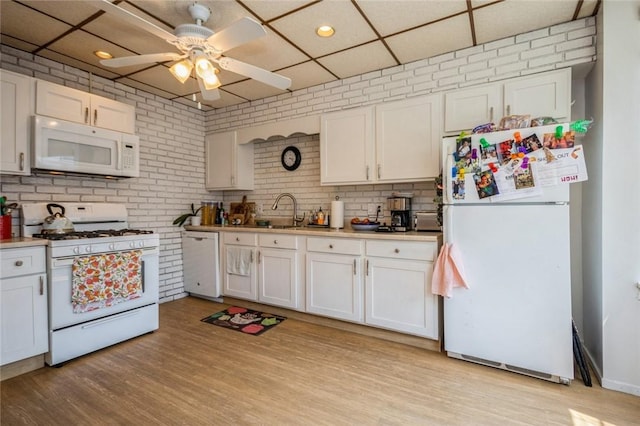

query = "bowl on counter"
(351, 222), (380, 232)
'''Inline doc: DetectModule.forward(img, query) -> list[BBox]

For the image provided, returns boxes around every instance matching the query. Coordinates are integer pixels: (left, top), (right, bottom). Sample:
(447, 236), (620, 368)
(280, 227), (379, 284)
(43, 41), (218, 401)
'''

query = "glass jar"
(201, 202), (215, 226)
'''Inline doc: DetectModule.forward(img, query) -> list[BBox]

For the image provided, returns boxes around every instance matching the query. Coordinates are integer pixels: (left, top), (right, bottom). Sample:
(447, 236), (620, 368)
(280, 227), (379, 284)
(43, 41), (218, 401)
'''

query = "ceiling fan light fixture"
(194, 55), (215, 78)
(201, 68), (221, 90)
(169, 59), (194, 83)
(316, 25), (335, 37)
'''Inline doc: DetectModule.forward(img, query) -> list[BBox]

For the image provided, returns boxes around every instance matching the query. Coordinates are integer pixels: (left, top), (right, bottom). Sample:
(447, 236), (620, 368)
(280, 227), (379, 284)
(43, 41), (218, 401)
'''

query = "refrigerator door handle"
(443, 150), (453, 205)
(443, 204), (453, 243)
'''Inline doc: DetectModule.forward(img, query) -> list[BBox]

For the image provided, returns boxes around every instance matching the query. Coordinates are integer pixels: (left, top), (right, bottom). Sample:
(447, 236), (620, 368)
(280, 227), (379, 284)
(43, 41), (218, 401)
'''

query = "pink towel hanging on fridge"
(431, 243), (469, 298)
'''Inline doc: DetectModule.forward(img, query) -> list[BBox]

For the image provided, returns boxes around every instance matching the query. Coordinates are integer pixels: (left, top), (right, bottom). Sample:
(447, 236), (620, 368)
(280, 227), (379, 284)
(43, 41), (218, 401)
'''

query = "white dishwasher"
(181, 231), (221, 299)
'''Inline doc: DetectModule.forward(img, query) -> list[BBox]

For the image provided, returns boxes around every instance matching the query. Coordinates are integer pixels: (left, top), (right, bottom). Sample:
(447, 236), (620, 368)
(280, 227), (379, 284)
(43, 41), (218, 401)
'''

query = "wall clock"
(281, 146), (301, 171)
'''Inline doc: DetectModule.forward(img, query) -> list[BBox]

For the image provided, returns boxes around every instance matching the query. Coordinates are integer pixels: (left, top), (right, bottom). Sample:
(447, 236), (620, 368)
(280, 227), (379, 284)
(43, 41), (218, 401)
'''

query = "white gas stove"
(21, 202), (160, 366)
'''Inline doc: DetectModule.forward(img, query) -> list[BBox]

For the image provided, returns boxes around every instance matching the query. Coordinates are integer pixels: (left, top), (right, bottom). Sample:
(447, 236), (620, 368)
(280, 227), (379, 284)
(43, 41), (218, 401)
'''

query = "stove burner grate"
(33, 229), (153, 240)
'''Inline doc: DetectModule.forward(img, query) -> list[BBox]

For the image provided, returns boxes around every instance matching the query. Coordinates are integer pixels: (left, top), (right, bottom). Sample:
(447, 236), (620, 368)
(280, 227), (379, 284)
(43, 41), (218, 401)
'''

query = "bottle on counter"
(317, 207), (324, 225)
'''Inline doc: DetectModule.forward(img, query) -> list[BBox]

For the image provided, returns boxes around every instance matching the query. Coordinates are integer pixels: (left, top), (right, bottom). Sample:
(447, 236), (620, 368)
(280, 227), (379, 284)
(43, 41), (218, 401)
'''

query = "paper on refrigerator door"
(528, 145), (588, 186)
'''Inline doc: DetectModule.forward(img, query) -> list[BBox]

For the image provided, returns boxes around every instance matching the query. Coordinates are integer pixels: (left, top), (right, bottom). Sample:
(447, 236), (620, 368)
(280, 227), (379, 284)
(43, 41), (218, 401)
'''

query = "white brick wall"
(0, 17), (595, 302)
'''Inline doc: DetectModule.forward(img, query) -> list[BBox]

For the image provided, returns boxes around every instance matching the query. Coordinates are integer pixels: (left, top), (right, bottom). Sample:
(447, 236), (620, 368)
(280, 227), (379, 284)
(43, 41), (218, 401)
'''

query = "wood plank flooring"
(1, 297), (638, 425)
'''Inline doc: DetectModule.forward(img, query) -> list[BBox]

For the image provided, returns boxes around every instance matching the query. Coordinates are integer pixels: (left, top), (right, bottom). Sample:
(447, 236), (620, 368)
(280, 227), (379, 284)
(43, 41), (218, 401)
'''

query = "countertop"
(0, 237), (49, 249)
(184, 224), (443, 243)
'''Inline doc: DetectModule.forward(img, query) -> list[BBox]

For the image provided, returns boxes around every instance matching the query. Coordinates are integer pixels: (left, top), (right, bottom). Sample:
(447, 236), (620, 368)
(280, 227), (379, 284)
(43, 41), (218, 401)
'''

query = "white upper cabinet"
(205, 131), (254, 191)
(320, 106), (374, 185)
(320, 94), (442, 185)
(1, 70), (34, 175)
(36, 80), (135, 134)
(376, 94), (442, 182)
(444, 68), (572, 133)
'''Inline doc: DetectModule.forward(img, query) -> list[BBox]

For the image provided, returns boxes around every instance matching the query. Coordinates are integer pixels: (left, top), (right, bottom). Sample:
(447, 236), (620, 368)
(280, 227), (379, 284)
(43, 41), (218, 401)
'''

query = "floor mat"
(201, 306), (286, 336)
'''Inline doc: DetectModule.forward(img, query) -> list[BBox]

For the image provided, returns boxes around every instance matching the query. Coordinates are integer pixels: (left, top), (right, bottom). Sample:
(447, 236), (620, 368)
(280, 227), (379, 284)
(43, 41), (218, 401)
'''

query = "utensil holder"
(0, 215), (12, 240)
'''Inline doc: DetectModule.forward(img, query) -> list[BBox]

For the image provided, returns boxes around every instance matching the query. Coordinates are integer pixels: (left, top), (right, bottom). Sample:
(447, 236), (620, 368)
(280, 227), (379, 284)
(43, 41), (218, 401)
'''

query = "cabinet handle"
(231, 175), (235, 185)
(329, 244), (333, 249)
(274, 240), (278, 244)
(236, 237), (240, 242)
(39, 276), (44, 295)
(506, 105), (511, 116)
(489, 106), (493, 122)
(366, 165), (369, 180)
(258, 251), (261, 264)
(394, 248), (400, 254)
(94, 109), (98, 125)
(19, 152), (25, 171)
(84, 107), (89, 124)
(15, 260), (23, 267)
(377, 164), (381, 179)
(250, 251), (254, 263)
(353, 259), (356, 275)
(366, 259), (369, 276)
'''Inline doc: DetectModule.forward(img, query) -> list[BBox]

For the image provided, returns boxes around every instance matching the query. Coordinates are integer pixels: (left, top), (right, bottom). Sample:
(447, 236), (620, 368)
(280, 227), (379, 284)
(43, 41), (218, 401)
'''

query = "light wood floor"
(1, 297), (638, 425)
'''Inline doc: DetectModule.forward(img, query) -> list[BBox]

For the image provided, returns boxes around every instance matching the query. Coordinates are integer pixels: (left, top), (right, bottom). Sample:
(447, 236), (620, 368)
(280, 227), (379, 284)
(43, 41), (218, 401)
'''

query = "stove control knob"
(109, 243), (115, 251)
(129, 242), (135, 249)
(138, 241), (144, 248)
(73, 247), (80, 254)
(85, 246), (92, 253)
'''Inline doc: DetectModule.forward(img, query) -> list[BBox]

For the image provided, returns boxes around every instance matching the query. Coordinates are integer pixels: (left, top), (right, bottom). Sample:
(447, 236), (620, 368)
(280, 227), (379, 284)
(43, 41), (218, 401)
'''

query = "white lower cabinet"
(306, 237), (364, 322)
(365, 240), (439, 339)
(222, 232), (258, 300)
(258, 234), (304, 311)
(0, 246), (48, 366)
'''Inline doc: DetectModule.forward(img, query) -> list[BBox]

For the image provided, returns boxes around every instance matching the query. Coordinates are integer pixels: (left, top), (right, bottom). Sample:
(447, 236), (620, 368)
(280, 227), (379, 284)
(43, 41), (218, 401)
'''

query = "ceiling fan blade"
(93, 0), (177, 42)
(207, 17), (267, 53)
(217, 57), (291, 90)
(197, 77), (221, 101)
(100, 52), (185, 68)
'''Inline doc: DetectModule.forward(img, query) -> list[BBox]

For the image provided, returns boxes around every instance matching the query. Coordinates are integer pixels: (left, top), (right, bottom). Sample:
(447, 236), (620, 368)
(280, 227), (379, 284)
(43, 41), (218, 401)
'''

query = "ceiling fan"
(94, 0), (292, 102)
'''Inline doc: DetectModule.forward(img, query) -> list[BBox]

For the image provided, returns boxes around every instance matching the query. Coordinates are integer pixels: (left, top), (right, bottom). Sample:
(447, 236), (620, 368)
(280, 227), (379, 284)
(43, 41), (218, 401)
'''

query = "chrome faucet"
(271, 193), (305, 226)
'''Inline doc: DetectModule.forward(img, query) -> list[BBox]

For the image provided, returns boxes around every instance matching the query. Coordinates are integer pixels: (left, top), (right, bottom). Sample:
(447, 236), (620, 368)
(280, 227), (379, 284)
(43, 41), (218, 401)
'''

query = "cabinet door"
(1, 70), (33, 175)
(91, 96), (135, 133)
(206, 131), (235, 189)
(376, 94), (442, 181)
(258, 248), (300, 310)
(365, 257), (438, 339)
(444, 83), (502, 133)
(36, 80), (91, 125)
(503, 68), (571, 120)
(320, 106), (374, 185)
(306, 252), (363, 322)
(222, 244), (257, 300)
(0, 274), (48, 365)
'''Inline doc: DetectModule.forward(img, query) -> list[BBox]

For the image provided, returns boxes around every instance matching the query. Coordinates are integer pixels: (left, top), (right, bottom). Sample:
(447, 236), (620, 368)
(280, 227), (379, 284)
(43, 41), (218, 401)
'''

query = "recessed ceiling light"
(94, 50), (113, 59)
(316, 25), (335, 38)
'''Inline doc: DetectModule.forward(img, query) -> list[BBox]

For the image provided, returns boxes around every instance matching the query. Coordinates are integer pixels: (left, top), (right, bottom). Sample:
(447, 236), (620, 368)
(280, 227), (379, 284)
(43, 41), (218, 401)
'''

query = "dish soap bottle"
(317, 207), (324, 225)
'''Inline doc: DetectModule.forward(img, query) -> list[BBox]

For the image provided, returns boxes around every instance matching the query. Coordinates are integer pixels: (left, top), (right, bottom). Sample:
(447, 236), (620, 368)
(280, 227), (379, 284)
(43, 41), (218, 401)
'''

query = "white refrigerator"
(441, 124), (574, 383)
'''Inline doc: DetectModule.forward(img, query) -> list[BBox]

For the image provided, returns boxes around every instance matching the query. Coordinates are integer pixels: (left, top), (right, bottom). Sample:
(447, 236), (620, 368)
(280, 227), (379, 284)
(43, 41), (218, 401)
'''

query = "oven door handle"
(141, 260), (145, 292)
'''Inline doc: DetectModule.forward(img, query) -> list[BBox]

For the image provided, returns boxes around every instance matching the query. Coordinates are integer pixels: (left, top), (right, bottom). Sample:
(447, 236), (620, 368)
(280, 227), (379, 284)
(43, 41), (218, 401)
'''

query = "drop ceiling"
(0, 0), (599, 111)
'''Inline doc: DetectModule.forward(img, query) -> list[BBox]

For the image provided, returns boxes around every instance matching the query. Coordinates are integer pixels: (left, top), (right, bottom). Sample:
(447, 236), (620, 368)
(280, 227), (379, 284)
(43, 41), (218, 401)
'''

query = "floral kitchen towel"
(72, 250), (142, 313)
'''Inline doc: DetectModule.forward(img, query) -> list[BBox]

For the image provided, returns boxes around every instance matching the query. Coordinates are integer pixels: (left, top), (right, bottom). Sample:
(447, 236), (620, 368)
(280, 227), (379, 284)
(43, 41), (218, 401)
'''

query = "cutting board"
(229, 201), (255, 224)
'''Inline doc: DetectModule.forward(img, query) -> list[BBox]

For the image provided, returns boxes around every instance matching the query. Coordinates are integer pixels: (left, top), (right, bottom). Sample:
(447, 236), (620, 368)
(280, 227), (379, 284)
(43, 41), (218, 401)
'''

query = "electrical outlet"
(257, 204), (264, 216)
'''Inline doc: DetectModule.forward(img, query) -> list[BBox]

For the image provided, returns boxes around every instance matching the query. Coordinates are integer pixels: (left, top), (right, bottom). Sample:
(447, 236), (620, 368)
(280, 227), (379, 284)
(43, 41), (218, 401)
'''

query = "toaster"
(414, 211), (441, 232)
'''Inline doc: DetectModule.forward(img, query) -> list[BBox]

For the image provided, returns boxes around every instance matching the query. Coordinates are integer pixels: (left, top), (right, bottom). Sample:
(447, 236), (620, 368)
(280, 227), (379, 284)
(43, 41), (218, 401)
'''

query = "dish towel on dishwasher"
(226, 247), (252, 276)
(71, 250), (143, 313)
(431, 243), (469, 298)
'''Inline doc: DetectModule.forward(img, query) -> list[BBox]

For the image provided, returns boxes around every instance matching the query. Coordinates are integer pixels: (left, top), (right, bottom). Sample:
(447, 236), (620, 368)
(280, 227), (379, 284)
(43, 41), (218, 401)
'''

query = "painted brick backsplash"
(1, 17), (595, 302)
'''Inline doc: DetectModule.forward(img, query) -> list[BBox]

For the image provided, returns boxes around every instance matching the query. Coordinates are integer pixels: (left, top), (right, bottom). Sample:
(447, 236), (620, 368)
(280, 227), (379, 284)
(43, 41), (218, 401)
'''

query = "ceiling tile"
(356, 0), (468, 36)
(270, 1), (376, 58)
(278, 61), (336, 91)
(38, 49), (122, 80)
(11, 0), (103, 26)
(0, 1), (71, 48)
(473, 1), (578, 44)
(242, 0), (317, 22)
(385, 13), (473, 64)
(222, 78), (287, 102)
(317, 41), (397, 80)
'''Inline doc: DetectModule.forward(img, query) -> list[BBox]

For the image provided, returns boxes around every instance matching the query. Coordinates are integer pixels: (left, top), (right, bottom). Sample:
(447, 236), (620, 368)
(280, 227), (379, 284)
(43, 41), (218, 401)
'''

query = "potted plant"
(173, 203), (203, 227)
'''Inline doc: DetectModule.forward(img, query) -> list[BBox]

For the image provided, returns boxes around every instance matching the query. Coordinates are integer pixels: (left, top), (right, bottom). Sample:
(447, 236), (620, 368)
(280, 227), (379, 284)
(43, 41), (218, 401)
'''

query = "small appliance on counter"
(387, 196), (412, 232)
(414, 211), (441, 232)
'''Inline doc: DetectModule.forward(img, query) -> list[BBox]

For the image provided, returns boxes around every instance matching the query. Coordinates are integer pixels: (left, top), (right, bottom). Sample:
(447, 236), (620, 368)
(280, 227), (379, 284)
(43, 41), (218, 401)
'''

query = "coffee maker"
(387, 197), (412, 232)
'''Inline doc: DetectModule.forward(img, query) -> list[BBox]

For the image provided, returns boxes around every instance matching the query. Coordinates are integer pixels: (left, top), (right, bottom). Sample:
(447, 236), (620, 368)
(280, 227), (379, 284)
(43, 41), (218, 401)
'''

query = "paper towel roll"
(330, 200), (344, 229)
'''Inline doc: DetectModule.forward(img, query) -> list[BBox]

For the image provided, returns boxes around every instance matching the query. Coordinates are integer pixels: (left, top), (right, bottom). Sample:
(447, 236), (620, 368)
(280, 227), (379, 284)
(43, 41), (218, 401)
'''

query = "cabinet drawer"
(223, 232), (257, 246)
(366, 240), (437, 261)
(307, 237), (363, 255)
(0, 246), (46, 278)
(258, 234), (298, 249)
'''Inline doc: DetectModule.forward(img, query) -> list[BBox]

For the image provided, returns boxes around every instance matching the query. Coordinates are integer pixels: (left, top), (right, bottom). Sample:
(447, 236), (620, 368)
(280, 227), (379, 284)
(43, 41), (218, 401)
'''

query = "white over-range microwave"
(32, 115), (140, 178)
